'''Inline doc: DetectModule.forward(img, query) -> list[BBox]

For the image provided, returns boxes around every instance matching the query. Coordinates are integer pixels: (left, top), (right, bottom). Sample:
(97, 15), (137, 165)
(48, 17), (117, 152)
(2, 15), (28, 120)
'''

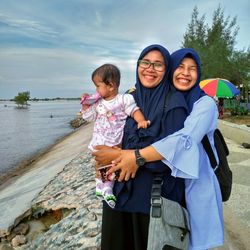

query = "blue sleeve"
(152, 96), (218, 178)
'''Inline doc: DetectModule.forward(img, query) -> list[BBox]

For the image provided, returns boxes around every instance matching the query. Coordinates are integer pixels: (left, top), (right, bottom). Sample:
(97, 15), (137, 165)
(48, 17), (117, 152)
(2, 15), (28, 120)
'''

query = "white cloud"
(0, 0), (248, 98)
(0, 13), (59, 39)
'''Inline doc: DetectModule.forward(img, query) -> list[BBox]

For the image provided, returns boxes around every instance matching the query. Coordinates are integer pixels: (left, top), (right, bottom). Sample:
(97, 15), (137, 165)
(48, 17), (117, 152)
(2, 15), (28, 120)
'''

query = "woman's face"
(138, 50), (166, 88)
(173, 57), (198, 91)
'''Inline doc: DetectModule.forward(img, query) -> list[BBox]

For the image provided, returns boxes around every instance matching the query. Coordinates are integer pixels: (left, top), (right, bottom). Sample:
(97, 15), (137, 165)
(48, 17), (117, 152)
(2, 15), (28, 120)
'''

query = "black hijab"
(122, 44), (186, 151)
(114, 45), (188, 211)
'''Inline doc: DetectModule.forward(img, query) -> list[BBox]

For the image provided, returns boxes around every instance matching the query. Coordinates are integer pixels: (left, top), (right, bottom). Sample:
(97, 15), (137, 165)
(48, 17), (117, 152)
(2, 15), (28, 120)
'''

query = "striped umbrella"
(199, 78), (240, 98)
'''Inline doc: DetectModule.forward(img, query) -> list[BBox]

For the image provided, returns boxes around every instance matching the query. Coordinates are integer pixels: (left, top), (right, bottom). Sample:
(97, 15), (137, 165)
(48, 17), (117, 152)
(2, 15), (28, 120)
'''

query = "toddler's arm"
(132, 109), (150, 129)
(80, 93), (91, 111)
(81, 104), (91, 111)
(80, 94), (98, 122)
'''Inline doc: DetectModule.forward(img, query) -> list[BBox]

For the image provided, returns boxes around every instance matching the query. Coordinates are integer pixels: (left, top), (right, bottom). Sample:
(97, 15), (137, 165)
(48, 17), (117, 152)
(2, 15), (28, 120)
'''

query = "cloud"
(0, 47), (137, 98)
(0, 13), (59, 41)
(0, 0), (248, 99)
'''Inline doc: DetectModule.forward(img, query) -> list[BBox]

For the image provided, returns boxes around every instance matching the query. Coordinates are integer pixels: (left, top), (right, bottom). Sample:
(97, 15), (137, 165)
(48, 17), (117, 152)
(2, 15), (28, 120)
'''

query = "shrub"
(231, 105), (248, 116)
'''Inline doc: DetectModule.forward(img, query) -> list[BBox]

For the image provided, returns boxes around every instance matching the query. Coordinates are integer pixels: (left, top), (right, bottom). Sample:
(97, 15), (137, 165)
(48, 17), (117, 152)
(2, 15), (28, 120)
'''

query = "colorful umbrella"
(199, 78), (240, 98)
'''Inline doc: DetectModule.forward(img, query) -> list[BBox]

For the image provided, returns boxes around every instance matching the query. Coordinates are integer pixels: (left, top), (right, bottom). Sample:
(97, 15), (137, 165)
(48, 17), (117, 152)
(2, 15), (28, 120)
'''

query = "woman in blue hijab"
(101, 48), (224, 249)
(94, 44), (189, 250)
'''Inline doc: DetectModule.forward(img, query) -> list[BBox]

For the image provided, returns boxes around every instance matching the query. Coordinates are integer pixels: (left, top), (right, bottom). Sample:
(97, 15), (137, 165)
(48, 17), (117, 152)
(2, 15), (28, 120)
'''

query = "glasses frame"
(138, 60), (165, 72)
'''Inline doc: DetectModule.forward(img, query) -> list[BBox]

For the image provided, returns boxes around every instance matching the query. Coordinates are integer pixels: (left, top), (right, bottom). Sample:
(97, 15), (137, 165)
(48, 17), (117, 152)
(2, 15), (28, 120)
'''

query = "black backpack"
(202, 129), (232, 202)
(164, 91), (232, 202)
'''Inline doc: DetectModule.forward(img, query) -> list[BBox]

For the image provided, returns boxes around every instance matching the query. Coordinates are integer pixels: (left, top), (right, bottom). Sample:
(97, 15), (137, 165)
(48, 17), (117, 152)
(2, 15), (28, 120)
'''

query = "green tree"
(182, 5), (249, 100)
(14, 91), (30, 108)
(231, 49), (250, 102)
(183, 6), (207, 51)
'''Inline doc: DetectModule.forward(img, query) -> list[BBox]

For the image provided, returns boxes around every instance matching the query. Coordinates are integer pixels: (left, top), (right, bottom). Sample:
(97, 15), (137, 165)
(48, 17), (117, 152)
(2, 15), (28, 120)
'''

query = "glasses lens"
(138, 60), (164, 71)
(138, 60), (150, 69)
(154, 62), (164, 72)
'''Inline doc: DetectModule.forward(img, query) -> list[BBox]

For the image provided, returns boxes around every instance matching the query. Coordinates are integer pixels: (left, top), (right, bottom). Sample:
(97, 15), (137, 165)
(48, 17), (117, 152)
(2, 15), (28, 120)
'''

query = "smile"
(144, 74), (156, 80)
(177, 78), (190, 84)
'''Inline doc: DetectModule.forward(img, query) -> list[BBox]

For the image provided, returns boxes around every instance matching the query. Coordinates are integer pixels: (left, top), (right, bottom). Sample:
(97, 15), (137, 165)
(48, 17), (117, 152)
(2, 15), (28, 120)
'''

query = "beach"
(0, 121), (249, 249)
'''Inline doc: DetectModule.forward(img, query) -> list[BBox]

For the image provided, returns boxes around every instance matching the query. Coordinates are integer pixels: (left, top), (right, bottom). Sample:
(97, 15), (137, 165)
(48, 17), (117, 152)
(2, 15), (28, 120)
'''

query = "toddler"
(81, 64), (149, 208)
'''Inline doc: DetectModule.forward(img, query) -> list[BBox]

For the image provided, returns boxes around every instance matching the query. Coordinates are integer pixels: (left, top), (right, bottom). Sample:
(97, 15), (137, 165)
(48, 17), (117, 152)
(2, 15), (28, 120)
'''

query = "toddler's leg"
(102, 180), (116, 208)
(95, 178), (103, 197)
(95, 161), (102, 197)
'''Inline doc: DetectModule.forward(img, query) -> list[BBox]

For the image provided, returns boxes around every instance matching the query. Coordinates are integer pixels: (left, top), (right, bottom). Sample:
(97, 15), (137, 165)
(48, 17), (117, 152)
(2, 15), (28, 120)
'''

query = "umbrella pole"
(246, 84), (249, 110)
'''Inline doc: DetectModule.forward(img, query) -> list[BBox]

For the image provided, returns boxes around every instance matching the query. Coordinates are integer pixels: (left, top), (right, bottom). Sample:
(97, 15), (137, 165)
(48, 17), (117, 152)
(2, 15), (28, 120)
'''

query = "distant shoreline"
(0, 98), (81, 102)
(0, 125), (85, 190)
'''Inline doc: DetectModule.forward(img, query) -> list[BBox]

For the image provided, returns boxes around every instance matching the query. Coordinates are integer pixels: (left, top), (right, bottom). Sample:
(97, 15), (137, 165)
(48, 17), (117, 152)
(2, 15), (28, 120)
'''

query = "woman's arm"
(108, 96), (218, 181)
(93, 145), (163, 181)
(92, 145), (121, 166)
(107, 146), (163, 181)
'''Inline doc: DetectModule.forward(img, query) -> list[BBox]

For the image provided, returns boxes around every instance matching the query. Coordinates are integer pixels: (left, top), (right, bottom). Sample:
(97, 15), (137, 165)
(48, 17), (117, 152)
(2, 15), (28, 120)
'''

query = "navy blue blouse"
(112, 44), (189, 214)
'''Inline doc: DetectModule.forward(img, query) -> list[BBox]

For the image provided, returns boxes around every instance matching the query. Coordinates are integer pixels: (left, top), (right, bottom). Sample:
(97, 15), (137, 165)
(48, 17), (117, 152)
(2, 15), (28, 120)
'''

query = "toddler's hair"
(92, 64), (120, 87)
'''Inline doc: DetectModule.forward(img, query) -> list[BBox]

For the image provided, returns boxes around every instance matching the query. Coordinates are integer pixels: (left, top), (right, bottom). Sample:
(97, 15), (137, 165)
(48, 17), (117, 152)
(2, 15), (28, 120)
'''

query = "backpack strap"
(201, 134), (217, 169)
(214, 129), (229, 156)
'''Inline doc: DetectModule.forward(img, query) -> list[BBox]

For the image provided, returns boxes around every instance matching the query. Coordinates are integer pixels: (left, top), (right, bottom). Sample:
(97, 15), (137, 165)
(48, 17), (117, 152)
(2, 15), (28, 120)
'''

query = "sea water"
(0, 100), (81, 176)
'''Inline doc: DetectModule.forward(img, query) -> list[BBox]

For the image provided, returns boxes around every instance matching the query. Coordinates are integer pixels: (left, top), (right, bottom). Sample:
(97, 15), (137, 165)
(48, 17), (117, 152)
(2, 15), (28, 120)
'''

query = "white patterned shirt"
(82, 93), (139, 150)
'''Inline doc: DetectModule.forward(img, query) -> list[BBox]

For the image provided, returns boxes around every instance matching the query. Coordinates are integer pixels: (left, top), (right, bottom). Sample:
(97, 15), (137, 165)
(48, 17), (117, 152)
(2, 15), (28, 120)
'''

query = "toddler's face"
(93, 75), (110, 98)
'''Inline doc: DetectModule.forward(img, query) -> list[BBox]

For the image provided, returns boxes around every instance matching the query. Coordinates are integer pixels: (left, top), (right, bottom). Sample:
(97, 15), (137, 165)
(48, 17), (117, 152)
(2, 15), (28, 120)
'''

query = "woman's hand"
(92, 145), (121, 166)
(107, 150), (139, 182)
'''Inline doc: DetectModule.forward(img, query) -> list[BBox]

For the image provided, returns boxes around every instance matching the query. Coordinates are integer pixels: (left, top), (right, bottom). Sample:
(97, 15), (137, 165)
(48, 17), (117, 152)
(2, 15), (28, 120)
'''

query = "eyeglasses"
(138, 60), (165, 72)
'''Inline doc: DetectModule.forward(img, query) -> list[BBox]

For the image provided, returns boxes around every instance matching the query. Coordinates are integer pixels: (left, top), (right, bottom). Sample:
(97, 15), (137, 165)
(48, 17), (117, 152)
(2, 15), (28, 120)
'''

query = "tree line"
(12, 91), (80, 107)
(182, 5), (249, 101)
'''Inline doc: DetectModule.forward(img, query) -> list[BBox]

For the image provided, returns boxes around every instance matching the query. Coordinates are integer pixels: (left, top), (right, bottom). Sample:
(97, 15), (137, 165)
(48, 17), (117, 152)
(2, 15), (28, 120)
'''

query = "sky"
(0, 0), (249, 99)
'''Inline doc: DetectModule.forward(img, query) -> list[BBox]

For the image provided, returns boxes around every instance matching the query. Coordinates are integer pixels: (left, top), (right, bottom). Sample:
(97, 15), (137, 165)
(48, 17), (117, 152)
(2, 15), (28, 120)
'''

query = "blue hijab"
(114, 45), (187, 213)
(170, 48), (206, 113)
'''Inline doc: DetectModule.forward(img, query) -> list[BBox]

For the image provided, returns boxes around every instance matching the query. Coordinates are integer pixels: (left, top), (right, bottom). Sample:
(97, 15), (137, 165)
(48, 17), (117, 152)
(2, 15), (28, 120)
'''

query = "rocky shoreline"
(1, 152), (102, 250)
(0, 119), (249, 250)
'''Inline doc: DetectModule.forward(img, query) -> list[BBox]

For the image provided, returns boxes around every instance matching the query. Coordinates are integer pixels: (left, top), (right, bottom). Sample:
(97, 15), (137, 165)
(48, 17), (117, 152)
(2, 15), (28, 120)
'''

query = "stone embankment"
(0, 152), (102, 250)
(0, 120), (249, 250)
(70, 116), (87, 129)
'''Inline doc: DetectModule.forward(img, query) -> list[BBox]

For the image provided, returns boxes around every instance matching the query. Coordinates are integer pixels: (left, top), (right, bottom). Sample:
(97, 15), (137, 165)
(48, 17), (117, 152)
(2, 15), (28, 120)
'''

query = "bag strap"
(151, 174), (163, 218)
(215, 129), (229, 156)
(151, 174), (190, 234)
(201, 134), (217, 169)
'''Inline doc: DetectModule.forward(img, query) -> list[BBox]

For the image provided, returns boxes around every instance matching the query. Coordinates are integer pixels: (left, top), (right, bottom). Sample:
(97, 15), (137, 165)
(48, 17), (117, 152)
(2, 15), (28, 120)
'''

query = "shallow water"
(0, 100), (81, 176)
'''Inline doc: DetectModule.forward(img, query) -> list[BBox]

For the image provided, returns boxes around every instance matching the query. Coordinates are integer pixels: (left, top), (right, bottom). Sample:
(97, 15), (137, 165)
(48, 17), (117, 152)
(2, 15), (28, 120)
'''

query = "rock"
(0, 244), (14, 250)
(25, 220), (46, 242)
(242, 142), (250, 149)
(11, 235), (27, 247)
(1, 153), (102, 249)
(6, 223), (29, 241)
(12, 223), (29, 236)
(25, 153), (103, 249)
(70, 117), (87, 129)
